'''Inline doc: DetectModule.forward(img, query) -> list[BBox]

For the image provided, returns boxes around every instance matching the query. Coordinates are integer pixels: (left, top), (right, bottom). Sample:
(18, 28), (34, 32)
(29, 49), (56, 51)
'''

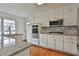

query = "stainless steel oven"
(32, 25), (39, 38)
(32, 25), (38, 33)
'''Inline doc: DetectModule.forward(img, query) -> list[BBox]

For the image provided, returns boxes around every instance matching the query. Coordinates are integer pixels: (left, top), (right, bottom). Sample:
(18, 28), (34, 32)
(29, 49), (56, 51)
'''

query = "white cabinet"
(29, 16), (38, 24)
(48, 39), (55, 49)
(26, 24), (32, 43)
(39, 38), (48, 47)
(30, 13), (49, 27)
(71, 40), (77, 54)
(29, 16), (35, 24)
(64, 6), (78, 26)
(31, 38), (39, 45)
(39, 34), (48, 47)
(49, 10), (56, 21)
(47, 34), (64, 51)
(55, 38), (64, 51)
(64, 39), (72, 53)
(48, 35), (55, 49)
(40, 13), (49, 27)
(64, 36), (77, 54)
(39, 34), (77, 55)
(55, 8), (64, 19)
(49, 8), (64, 21)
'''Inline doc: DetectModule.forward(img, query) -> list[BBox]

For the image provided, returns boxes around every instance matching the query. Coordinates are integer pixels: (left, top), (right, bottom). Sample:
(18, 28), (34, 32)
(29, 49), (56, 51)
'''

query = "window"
(4, 19), (16, 35)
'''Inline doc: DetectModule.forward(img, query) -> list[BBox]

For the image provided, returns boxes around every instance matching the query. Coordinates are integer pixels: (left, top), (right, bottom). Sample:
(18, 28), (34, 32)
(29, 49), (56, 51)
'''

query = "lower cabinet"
(55, 38), (64, 51)
(27, 38), (39, 45)
(64, 39), (77, 54)
(39, 38), (48, 47)
(39, 34), (48, 47)
(39, 34), (77, 55)
(31, 38), (39, 45)
(48, 38), (55, 49)
(48, 35), (64, 51)
(71, 41), (77, 54)
(64, 39), (72, 53)
(48, 37), (64, 51)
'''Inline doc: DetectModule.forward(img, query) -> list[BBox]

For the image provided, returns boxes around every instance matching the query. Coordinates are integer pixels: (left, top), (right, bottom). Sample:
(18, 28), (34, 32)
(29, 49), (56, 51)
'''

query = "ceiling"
(0, 3), (78, 18)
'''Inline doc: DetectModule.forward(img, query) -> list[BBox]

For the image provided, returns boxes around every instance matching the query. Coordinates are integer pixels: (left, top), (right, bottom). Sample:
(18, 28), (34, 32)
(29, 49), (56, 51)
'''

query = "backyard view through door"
(0, 18), (16, 48)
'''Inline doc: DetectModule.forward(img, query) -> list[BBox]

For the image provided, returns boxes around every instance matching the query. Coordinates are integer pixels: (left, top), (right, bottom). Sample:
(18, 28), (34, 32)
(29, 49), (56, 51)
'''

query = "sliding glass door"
(4, 19), (16, 35)
(0, 18), (16, 47)
(4, 19), (16, 47)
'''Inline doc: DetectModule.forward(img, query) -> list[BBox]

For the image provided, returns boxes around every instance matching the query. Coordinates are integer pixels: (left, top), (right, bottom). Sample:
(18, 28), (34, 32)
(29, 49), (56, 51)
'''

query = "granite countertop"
(39, 32), (77, 36)
(0, 44), (31, 56)
(4, 34), (23, 36)
(0, 36), (31, 56)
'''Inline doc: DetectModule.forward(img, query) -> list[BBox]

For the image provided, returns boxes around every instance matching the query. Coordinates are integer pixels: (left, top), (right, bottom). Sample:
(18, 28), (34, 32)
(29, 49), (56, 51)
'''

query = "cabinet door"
(31, 38), (39, 45)
(49, 10), (56, 21)
(64, 6), (77, 26)
(71, 40), (77, 54)
(39, 34), (48, 47)
(30, 16), (38, 24)
(26, 25), (32, 43)
(64, 39), (75, 53)
(49, 8), (63, 21)
(41, 14), (49, 27)
(55, 8), (64, 19)
(48, 38), (55, 49)
(64, 39), (77, 54)
(64, 39), (72, 53)
(39, 38), (47, 47)
(55, 39), (64, 51)
(29, 16), (35, 24)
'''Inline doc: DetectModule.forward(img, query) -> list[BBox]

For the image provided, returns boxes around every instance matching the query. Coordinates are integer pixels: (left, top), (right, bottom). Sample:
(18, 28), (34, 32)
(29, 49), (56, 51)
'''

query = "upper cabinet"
(29, 6), (78, 26)
(40, 13), (49, 27)
(64, 6), (78, 26)
(29, 13), (49, 27)
(49, 8), (64, 21)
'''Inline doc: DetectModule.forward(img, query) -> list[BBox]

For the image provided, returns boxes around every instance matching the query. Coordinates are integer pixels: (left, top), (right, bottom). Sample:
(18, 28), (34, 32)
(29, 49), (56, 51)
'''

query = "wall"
(0, 11), (25, 34)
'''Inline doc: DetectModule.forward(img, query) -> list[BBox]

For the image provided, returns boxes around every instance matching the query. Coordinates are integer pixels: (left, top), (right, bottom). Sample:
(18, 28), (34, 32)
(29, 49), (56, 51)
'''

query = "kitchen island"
(0, 35), (31, 56)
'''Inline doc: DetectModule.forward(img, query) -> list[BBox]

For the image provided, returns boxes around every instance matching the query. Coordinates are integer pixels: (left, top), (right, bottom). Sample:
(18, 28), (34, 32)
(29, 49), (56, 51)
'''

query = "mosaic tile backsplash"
(41, 26), (77, 35)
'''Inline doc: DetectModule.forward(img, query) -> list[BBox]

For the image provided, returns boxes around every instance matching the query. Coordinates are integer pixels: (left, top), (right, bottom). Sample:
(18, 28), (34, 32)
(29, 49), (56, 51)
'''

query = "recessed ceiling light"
(26, 22), (30, 25)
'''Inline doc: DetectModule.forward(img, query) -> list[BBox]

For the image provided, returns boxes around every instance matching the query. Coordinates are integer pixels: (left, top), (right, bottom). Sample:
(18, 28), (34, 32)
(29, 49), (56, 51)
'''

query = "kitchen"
(26, 5), (78, 55)
(0, 3), (79, 56)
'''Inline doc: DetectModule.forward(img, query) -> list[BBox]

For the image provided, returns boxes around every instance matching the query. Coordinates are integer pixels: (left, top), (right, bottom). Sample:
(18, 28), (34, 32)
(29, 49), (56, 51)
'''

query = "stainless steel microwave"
(49, 19), (63, 26)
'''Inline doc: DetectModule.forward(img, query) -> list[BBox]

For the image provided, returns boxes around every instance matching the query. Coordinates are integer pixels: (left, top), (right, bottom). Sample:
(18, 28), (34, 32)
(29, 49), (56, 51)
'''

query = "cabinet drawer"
(39, 34), (48, 39)
(64, 36), (77, 41)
